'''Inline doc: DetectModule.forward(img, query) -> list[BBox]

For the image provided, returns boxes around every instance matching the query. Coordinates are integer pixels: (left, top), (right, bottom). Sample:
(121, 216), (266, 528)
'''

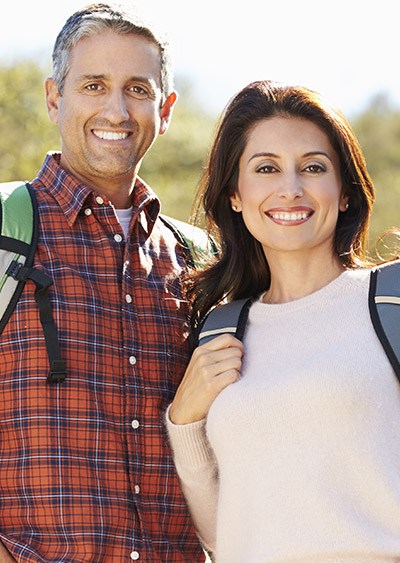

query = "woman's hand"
(169, 334), (243, 425)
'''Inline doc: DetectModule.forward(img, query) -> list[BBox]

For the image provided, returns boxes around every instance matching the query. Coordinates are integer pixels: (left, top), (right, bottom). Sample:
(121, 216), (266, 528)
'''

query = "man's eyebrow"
(76, 73), (107, 82)
(75, 74), (159, 88)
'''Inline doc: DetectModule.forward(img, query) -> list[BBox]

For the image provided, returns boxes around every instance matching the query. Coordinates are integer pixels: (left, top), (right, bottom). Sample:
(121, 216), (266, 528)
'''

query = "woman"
(166, 80), (400, 562)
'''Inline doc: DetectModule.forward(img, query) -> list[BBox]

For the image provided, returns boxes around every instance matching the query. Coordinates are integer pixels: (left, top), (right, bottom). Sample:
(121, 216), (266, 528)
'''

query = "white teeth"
(93, 130), (129, 140)
(270, 212), (309, 221)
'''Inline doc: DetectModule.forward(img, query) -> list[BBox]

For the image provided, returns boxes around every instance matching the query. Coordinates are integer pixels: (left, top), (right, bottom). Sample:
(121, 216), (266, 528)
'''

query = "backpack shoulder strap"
(0, 181), (66, 384)
(0, 181), (37, 322)
(369, 259), (400, 380)
(198, 297), (254, 346)
(159, 214), (218, 269)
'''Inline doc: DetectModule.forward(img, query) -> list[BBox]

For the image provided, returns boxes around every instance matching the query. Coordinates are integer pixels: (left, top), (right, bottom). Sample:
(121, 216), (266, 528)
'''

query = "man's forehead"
(67, 32), (162, 85)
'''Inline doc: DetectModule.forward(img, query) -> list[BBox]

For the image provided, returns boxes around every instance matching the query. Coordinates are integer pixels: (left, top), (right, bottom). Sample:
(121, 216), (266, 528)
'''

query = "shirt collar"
(37, 152), (160, 231)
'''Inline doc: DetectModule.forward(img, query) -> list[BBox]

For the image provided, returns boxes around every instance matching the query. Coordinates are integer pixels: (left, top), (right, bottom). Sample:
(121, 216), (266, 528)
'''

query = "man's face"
(46, 30), (175, 191)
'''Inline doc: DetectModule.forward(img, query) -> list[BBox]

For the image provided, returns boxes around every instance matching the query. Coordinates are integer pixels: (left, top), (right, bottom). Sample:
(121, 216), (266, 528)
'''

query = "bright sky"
(1, 0), (399, 118)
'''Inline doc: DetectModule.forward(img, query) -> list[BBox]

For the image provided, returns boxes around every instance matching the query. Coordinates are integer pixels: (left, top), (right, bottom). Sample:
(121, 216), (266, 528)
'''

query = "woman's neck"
(263, 252), (346, 304)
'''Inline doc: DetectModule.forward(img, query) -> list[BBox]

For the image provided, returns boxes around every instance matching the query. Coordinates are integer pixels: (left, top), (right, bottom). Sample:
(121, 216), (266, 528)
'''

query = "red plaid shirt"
(0, 153), (206, 562)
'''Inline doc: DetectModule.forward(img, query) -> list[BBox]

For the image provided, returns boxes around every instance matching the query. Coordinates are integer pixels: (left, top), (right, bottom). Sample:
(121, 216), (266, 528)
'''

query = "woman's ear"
(229, 193), (242, 212)
(339, 193), (350, 212)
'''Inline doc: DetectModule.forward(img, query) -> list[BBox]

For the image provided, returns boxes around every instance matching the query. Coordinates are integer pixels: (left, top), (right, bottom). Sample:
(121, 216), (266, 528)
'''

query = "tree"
(140, 79), (216, 221)
(0, 61), (398, 244)
(0, 61), (60, 181)
(352, 94), (400, 252)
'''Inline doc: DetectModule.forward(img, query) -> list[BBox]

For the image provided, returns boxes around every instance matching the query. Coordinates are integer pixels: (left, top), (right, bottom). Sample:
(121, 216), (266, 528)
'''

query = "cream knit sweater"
(166, 269), (400, 562)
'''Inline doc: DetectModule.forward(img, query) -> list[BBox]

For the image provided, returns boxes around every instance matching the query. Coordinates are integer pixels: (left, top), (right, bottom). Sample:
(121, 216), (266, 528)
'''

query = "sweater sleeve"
(165, 406), (218, 554)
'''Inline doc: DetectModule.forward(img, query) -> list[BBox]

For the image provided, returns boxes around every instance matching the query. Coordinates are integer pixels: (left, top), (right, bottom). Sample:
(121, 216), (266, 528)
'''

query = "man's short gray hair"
(52, 3), (174, 102)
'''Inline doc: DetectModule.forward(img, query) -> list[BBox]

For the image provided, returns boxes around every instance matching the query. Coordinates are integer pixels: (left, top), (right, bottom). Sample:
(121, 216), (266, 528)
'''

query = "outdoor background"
(1, 0), (399, 253)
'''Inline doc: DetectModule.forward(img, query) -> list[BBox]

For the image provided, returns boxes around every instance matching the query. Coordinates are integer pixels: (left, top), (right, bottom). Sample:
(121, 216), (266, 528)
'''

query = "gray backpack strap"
(0, 182), (35, 319)
(198, 297), (253, 346)
(369, 260), (400, 380)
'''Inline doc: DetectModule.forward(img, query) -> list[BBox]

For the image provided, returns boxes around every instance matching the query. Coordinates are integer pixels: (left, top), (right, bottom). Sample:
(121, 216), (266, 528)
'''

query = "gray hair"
(52, 3), (174, 102)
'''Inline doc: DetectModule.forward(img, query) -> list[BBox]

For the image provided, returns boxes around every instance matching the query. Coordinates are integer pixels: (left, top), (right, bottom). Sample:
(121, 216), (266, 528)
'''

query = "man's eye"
(129, 85), (149, 99)
(85, 84), (103, 92)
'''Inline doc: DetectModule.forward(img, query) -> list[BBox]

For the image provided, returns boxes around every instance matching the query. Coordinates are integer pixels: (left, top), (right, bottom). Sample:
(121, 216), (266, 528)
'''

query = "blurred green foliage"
(0, 60), (398, 252)
(140, 79), (216, 220)
(0, 61), (60, 180)
(351, 94), (400, 250)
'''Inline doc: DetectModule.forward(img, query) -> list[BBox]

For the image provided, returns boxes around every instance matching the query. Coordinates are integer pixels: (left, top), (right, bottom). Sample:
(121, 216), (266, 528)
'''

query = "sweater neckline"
(253, 268), (370, 317)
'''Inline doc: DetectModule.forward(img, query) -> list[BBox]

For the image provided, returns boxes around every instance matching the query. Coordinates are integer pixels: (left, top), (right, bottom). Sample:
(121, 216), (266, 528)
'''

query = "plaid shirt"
(0, 153), (206, 562)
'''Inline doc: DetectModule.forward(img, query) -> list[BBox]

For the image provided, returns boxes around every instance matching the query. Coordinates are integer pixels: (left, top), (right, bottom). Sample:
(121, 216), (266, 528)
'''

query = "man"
(0, 3), (207, 561)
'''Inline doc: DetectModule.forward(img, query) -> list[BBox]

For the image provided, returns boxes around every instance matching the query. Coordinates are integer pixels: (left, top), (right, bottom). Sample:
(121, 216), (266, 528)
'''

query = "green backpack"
(198, 261), (400, 381)
(0, 181), (216, 384)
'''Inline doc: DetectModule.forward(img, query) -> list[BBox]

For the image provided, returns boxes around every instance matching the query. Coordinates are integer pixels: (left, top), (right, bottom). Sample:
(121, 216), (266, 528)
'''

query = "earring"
(232, 205), (238, 211)
(345, 203), (349, 210)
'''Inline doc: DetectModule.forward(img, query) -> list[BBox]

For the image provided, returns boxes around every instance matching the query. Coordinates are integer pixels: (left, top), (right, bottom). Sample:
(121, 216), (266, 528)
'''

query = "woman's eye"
(305, 163), (325, 173)
(256, 164), (276, 174)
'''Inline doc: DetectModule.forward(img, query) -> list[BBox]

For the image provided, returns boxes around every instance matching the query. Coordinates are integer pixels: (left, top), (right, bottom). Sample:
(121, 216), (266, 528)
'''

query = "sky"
(1, 0), (399, 119)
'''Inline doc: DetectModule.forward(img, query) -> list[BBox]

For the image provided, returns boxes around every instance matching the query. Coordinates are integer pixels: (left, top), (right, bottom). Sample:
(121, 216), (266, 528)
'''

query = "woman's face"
(230, 116), (348, 262)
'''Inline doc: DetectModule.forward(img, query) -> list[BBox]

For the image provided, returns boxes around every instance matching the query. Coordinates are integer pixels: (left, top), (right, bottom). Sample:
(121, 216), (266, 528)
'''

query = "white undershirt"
(115, 207), (133, 239)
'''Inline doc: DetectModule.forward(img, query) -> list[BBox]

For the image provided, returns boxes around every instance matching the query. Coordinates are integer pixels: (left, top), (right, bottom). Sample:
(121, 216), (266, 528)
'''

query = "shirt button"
(130, 551), (139, 560)
(131, 420), (140, 429)
(129, 356), (137, 365)
(84, 208), (92, 216)
(114, 234), (123, 242)
(125, 294), (132, 303)
(134, 485), (140, 494)
(95, 196), (104, 204)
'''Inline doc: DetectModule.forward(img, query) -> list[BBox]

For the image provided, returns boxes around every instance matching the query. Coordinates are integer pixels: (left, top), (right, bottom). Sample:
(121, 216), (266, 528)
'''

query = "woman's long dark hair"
(186, 80), (375, 329)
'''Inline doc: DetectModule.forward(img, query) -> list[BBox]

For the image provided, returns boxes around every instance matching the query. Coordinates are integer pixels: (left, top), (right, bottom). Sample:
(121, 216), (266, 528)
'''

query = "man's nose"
(100, 90), (130, 123)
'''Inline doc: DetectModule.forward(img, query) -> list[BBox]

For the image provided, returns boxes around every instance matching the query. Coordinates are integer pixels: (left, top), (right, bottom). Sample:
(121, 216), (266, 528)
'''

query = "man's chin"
(88, 159), (137, 180)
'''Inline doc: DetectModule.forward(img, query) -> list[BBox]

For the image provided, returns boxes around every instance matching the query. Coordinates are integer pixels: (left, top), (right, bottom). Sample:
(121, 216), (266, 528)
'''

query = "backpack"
(198, 260), (400, 381)
(0, 181), (217, 384)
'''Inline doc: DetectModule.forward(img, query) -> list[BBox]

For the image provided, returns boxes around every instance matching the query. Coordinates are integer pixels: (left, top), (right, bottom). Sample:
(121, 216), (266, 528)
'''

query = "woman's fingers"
(190, 340), (243, 377)
(169, 335), (243, 425)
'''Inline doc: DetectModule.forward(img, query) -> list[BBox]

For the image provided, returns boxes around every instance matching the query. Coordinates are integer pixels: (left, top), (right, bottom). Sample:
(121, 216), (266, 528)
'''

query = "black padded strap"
(28, 268), (66, 384)
(235, 298), (254, 341)
(0, 236), (31, 256)
(369, 265), (400, 382)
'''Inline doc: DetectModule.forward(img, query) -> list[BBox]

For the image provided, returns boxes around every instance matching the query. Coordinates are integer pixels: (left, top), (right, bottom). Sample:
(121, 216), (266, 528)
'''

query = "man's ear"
(45, 77), (60, 124)
(159, 91), (177, 135)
